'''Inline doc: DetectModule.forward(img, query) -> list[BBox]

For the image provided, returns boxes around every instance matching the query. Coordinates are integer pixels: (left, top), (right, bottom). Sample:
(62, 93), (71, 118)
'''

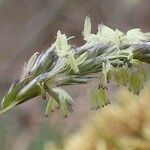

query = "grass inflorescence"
(1, 17), (150, 118)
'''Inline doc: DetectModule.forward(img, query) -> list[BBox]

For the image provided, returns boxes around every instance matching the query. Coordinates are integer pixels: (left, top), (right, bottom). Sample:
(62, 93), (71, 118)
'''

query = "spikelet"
(83, 16), (91, 39)
(88, 87), (110, 110)
(45, 87), (74, 118)
(45, 97), (59, 117)
(112, 66), (130, 86)
(54, 31), (71, 57)
(128, 70), (146, 95)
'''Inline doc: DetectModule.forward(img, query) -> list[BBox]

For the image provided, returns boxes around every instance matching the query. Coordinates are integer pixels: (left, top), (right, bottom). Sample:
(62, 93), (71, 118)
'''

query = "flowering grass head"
(1, 17), (150, 117)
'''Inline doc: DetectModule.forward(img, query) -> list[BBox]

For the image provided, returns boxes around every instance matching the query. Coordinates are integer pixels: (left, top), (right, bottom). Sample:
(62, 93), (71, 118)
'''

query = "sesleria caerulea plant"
(1, 17), (150, 118)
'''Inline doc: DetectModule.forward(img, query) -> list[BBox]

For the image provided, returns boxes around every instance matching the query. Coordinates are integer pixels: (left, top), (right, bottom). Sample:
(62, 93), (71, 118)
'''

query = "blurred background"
(0, 0), (150, 150)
